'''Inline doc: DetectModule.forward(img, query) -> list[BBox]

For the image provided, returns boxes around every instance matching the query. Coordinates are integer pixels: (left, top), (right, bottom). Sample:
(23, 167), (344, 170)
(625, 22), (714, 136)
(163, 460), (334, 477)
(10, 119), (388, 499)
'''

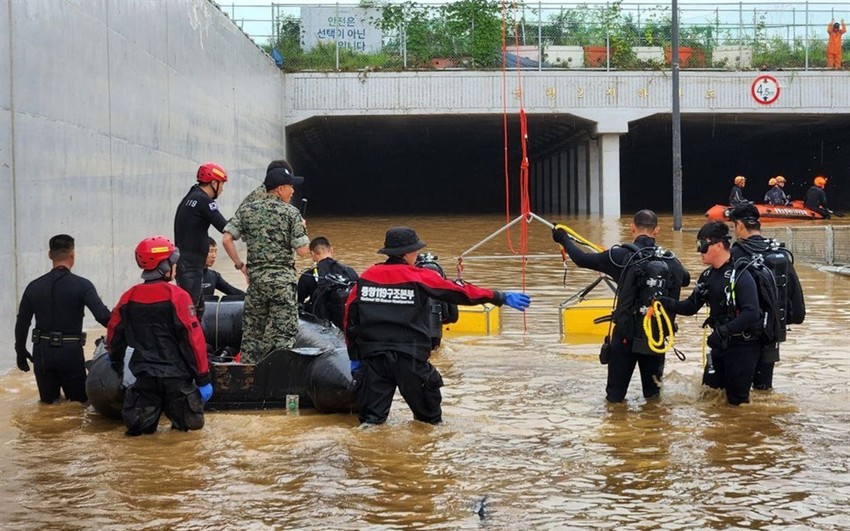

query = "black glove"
(707, 325), (730, 350)
(552, 226), (568, 246)
(16, 347), (33, 372)
(655, 296), (677, 314)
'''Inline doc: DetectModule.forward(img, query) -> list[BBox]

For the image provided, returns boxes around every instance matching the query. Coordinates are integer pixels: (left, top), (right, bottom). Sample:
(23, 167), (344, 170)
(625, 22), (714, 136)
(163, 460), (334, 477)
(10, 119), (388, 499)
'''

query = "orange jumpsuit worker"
(827, 19), (846, 69)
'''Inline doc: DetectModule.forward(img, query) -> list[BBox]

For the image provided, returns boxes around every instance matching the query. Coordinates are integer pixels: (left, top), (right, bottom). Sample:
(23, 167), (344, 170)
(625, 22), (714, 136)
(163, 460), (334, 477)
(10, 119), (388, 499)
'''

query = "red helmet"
(135, 236), (176, 270)
(197, 163), (228, 183)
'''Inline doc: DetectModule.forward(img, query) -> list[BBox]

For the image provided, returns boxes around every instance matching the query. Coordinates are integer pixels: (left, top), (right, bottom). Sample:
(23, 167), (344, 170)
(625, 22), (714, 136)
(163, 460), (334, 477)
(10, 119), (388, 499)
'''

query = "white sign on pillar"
(300, 7), (384, 53)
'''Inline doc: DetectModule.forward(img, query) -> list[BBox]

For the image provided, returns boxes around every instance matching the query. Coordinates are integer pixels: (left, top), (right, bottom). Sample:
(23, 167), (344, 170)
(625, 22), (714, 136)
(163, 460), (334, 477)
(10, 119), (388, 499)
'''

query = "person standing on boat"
(107, 236), (213, 435)
(221, 165), (310, 363)
(344, 226), (530, 426)
(765, 176), (790, 206)
(729, 175), (751, 206)
(728, 204), (805, 391)
(827, 19), (846, 69)
(14, 234), (111, 404)
(201, 237), (245, 298)
(297, 236), (358, 329)
(174, 163), (230, 320)
(552, 210), (690, 403)
(657, 222), (761, 405)
(804, 176), (831, 219)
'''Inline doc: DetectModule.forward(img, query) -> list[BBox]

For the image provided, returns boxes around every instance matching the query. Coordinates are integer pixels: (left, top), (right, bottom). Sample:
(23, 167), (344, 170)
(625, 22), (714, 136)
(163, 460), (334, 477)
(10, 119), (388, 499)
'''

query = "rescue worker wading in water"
(107, 236), (213, 436)
(344, 227), (531, 426)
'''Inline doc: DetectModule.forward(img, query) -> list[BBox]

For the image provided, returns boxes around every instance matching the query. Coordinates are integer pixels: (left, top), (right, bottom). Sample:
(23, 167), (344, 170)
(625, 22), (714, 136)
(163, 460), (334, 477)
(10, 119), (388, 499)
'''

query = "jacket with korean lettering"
(343, 257), (506, 361)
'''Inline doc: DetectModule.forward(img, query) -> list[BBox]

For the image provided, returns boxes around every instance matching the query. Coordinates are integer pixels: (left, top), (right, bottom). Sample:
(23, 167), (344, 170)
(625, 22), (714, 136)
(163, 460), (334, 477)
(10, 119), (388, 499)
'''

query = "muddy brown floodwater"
(2, 214), (848, 530)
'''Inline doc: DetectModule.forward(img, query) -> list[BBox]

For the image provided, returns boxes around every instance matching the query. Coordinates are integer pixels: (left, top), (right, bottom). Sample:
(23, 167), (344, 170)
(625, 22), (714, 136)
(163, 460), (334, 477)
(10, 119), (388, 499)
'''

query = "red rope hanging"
(500, 1), (530, 323)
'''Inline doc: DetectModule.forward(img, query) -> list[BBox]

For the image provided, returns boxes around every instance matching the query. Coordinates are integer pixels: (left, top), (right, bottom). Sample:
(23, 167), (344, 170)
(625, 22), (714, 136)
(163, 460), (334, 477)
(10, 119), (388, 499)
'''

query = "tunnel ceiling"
(287, 112), (850, 216)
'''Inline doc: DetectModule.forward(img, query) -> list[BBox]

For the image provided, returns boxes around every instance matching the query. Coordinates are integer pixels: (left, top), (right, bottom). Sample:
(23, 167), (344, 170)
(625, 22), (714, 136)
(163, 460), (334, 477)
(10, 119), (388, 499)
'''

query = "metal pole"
(805, 1), (809, 70)
(538, 0), (542, 71)
(672, 0), (683, 231)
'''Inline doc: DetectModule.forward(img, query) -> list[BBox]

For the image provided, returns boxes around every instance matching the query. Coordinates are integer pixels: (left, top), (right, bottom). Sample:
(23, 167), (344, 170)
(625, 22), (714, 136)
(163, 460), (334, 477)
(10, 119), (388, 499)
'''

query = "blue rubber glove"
(198, 383), (213, 404)
(350, 360), (362, 374)
(504, 292), (531, 312)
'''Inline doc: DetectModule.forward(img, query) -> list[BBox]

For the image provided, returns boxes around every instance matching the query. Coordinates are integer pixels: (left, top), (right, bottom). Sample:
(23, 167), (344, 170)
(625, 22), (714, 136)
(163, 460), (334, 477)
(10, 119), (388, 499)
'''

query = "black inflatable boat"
(86, 296), (356, 420)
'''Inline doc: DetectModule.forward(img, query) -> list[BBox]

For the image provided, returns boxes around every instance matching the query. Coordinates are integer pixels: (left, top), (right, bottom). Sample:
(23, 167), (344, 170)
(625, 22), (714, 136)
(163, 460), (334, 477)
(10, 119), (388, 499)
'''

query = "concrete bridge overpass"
(284, 70), (850, 216)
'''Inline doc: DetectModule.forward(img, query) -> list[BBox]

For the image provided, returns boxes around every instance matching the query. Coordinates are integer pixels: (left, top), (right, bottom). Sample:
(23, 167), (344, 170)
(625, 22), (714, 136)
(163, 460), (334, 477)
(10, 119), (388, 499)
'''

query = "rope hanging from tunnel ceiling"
(502, 1), (531, 285)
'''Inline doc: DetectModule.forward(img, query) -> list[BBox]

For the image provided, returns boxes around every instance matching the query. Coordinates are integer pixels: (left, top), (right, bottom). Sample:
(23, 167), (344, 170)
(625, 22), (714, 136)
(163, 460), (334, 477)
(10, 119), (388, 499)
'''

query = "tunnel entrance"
(287, 113), (849, 216)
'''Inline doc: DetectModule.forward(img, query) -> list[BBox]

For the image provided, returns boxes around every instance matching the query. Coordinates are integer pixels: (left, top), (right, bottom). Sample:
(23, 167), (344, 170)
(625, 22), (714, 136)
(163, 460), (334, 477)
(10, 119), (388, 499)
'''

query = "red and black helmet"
(197, 162), (228, 183)
(135, 236), (177, 270)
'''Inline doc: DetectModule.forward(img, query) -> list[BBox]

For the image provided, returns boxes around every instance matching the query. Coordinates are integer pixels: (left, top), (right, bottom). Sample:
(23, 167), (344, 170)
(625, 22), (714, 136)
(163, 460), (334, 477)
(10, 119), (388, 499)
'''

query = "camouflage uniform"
(225, 193), (309, 362)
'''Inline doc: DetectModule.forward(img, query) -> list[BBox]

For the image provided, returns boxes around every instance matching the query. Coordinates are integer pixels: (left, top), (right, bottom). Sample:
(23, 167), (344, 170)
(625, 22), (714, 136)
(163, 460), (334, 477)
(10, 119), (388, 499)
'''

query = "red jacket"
(344, 257), (505, 361)
(107, 280), (210, 385)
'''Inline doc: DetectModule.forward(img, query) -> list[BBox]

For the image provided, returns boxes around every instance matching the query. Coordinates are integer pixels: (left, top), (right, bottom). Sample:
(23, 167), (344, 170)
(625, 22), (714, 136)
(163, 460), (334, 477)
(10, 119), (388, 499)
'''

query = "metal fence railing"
(213, 2), (849, 71)
(761, 226), (850, 265)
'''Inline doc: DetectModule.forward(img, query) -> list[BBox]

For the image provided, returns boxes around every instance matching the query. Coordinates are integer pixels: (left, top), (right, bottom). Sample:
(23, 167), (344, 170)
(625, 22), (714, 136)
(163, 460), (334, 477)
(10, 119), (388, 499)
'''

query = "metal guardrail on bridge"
(214, 1), (850, 72)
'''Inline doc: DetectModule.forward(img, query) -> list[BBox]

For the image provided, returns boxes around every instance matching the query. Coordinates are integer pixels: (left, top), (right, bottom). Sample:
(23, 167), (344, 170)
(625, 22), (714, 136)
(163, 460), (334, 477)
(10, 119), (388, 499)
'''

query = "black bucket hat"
(378, 227), (426, 255)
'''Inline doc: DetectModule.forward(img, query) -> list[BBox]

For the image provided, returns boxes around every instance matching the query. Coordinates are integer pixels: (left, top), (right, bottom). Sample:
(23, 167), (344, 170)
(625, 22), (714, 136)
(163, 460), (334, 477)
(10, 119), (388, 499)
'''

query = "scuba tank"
(415, 252), (458, 349)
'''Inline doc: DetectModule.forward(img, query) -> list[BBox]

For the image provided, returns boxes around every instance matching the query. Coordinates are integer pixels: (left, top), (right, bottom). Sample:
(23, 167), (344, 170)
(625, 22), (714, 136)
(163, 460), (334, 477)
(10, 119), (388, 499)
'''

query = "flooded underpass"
(2, 213), (848, 530)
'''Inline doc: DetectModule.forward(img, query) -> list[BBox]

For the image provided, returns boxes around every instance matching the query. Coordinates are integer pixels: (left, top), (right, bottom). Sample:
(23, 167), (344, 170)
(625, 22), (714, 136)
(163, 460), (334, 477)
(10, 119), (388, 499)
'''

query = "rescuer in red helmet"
(107, 236), (213, 436)
(173, 162), (230, 320)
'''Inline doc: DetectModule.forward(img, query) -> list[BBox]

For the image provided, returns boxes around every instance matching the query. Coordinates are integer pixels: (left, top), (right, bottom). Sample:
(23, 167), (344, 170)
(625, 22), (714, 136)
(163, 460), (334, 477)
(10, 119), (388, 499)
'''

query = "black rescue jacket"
(344, 257), (507, 361)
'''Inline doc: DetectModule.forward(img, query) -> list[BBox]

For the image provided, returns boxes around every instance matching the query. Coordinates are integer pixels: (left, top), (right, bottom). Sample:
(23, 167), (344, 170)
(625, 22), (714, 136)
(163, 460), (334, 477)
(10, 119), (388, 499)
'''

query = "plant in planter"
(547, 1), (635, 68)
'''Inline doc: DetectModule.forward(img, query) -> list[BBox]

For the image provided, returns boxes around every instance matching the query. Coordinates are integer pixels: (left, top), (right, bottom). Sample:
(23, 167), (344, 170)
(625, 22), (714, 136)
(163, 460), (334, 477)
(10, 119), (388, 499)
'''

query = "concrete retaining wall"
(1, 0), (285, 372)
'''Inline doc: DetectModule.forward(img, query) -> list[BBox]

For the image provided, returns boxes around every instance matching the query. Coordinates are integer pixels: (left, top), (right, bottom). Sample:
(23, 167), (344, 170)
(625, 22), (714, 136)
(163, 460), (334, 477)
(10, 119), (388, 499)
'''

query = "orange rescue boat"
(705, 200), (825, 222)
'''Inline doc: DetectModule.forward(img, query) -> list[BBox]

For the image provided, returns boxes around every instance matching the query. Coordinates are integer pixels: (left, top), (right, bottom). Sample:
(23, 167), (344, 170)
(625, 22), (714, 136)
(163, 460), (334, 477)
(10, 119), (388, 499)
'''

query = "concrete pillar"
(576, 145), (588, 215)
(599, 133), (621, 217)
(588, 139), (601, 215)
(558, 151), (569, 215)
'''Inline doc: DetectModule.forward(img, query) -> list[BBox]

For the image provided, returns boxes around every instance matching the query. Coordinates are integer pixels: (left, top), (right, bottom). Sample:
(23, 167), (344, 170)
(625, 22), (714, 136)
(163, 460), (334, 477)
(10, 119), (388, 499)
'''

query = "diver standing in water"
(14, 234), (111, 403)
(552, 210), (690, 403)
(107, 236), (213, 435)
(657, 222), (761, 405)
(174, 162), (230, 320)
(344, 226), (531, 426)
(201, 237), (245, 298)
(728, 204), (805, 390)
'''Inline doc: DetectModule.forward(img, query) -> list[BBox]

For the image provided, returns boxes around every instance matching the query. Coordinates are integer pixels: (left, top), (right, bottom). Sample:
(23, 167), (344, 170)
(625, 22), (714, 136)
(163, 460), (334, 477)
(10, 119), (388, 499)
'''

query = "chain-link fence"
(762, 225), (850, 265)
(214, 1), (848, 71)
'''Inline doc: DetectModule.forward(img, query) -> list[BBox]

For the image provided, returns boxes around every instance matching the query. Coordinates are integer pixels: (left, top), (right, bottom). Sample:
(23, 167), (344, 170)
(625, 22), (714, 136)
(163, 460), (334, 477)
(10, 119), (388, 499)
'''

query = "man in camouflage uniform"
(221, 164), (310, 363)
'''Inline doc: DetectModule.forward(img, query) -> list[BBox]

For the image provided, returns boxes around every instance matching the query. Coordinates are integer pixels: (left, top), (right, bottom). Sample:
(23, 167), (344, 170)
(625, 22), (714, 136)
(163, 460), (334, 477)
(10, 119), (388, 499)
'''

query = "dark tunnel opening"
(288, 113), (849, 216)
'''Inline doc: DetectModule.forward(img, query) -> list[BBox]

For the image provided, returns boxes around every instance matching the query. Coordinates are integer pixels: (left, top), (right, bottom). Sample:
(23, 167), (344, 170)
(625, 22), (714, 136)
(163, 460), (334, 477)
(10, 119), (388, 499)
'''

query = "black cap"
(378, 227), (426, 255)
(729, 203), (760, 222)
(264, 167), (304, 191)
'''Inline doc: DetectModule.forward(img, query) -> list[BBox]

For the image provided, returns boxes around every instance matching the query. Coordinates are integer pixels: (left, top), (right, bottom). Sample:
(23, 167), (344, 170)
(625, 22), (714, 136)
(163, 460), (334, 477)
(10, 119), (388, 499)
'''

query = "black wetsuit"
(14, 267), (111, 403)
(201, 268), (244, 298)
(729, 185), (749, 206)
(553, 231), (690, 403)
(298, 258), (358, 329)
(667, 261), (761, 405)
(731, 236), (805, 390)
(344, 257), (508, 425)
(174, 185), (228, 316)
(803, 186), (830, 219)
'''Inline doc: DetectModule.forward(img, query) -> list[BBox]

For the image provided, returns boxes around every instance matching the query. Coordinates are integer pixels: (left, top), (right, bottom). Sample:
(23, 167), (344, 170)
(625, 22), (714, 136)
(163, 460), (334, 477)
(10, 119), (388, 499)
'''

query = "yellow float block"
(559, 298), (614, 342)
(443, 304), (501, 335)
